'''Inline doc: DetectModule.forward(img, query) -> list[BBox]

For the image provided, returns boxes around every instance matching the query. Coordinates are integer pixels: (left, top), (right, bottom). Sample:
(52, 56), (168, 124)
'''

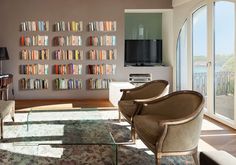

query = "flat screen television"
(125, 39), (162, 66)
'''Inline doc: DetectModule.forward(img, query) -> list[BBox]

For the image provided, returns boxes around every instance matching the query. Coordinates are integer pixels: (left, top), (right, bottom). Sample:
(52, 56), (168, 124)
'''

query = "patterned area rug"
(0, 109), (194, 165)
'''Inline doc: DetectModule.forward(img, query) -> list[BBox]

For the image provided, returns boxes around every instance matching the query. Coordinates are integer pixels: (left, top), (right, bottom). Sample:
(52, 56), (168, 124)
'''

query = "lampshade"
(0, 47), (9, 60)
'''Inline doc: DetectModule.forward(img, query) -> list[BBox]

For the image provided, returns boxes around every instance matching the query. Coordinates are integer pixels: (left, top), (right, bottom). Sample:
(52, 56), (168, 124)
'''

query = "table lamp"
(0, 47), (9, 75)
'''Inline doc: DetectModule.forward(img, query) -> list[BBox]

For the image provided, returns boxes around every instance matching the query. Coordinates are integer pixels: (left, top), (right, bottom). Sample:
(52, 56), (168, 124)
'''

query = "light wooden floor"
(15, 99), (236, 157)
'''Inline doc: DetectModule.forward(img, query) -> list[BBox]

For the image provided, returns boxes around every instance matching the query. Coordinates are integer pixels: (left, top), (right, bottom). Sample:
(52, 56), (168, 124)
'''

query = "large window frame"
(176, 0), (236, 128)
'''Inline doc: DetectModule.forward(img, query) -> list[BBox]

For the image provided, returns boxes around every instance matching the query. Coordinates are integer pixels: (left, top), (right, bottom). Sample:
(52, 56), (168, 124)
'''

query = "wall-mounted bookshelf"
(53, 64), (82, 75)
(88, 21), (116, 32)
(53, 21), (83, 32)
(20, 21), (49, 32)
(20, 35), (49, 46)
(88, 35), (116, 46)
(20, 78), (49, 90)
(20, 49), (49, 60)
(87, 21), (117, 90)
(87, 64), (116, 75)
(53, 35), (82, 46)
(87, 78), (112, 90)
(54, 78), (82, 90)
(19, 20), (49, 90)
(20, 64), (49, 75)
(87, 49), (117, 60)
(54, 49), (83, 60)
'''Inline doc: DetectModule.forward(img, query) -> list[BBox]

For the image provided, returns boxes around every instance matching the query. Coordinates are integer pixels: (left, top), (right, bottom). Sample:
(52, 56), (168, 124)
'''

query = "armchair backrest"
(124, 80), (169, 100)
(140, 90), (204, 120)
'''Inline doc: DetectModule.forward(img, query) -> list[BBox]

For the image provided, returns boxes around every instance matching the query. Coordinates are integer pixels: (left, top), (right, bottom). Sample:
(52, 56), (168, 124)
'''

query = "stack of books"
(20, 35), (49, 46)
(88, 78), (112, 89)
(87, 64), (116, 75)
(54, 49), (83, 60)
(20, 78), (48, 90)
(20, 64), (49, 75)
(88, 35), (116, 46)
(87, 49), (117, 60)
(88, 21), (116, 31)
(55, 78), (82, 90)
(54, 21), (83, 32)
(21, 49), (49, 60)
(53, 36), (82, 46)
(54, 64), (82, 75)
(20, 21), (49, 31)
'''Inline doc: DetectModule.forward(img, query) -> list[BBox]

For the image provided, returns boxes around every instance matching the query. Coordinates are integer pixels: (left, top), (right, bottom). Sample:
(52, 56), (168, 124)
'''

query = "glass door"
(192, 6), (208, 108)
(214, 1), (235, 120)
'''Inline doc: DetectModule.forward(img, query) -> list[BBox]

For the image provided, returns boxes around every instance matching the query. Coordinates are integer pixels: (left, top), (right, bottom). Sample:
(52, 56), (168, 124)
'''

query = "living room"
(0, 0), (236, 164)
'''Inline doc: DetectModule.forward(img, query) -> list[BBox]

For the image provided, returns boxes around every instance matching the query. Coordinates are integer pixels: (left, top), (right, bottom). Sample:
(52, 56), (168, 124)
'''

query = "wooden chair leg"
(118, 109), (121, 122)
(1, 119), (3, 139)
(131, 126), (136, 143)
(10, 104), (15, 122)
(156, 153), (161, 165)
(193, 151), (199, 165)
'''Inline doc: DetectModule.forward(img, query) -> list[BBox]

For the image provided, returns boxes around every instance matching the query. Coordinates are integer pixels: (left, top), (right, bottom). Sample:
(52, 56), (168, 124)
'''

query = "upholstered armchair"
(133, 90), (205, 165)
(118, 80), (169, 141)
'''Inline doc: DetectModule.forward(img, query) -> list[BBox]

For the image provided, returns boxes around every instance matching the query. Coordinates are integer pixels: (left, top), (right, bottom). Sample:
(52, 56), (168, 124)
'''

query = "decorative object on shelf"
(20, 78), (48, 90)
(19, 64), (49, 75)
(54, 78), (82, 90)
(53, 64), (82, 75)
(87, 49), (117, 60)
(54, 49), (83, 60)
(138, 24), (144, 39)
(53, 36), (82, 46)
(87, 64), (116, 75)
(88, 35), (116, 46)
(20, 21), (49, 32)
(87, 78), (112, 90)
(20, 49), (49, 60)
(20, 35), (49, 46)
(0, 47), (9, 75)
(88, 21), (116, 31)
(53, 21), (83, 32)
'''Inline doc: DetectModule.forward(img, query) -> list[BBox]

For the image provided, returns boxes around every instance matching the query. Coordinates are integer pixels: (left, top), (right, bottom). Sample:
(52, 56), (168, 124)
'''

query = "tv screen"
(125, 39), (162, 66)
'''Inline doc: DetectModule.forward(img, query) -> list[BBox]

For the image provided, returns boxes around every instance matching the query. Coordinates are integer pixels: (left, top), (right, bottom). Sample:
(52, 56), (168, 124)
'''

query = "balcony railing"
(193, 71), (234, 96)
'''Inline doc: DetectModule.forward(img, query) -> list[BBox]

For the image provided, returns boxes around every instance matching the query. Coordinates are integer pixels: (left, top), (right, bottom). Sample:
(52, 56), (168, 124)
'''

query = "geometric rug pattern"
(0, 109), (194, 165)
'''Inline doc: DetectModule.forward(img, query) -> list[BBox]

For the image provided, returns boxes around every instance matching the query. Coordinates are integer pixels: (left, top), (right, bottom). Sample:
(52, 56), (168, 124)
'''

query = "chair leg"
(156, 153), (161, 165)
(10, 104), (15, 122)
(131, 126), (136, 143)
(1, 119), (3, 139)
(192, 151), (199, 165)
(118, 109), (121, 122)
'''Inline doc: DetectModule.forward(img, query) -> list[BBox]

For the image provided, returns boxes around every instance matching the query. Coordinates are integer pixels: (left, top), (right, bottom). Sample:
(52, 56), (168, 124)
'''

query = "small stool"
(0, 100), (15, 139)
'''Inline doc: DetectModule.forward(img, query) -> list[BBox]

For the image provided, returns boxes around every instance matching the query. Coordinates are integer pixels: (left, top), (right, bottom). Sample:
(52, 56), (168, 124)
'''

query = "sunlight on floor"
(201, 119), (224, 131)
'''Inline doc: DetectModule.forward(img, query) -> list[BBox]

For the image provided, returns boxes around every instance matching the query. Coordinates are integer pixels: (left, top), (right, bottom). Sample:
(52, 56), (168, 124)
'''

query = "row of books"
(88, 36), (116, 46)
(20, 35), (49, 46)
(88, 78), (112, 89)
(20, 21), (49, 32)
(54, 64), (82, 75)
(87, 64), (116, 75)
(88, 21), (116, 32)
(20, 64), (49, 75)
(21, 49), (49, 60)
(54, 49), (83, 60)
(53, 36), (82, 46)
(55, 78), (82, 90)
(54, 21), (83, 32)
(87, 49), (117, 60)
(20, 78), (49, 90)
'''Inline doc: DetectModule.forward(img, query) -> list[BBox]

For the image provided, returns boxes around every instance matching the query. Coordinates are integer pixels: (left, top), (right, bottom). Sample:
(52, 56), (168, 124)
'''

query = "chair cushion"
(0, 100), (15, 119)
(118, 100), (138, 123)
(134, 115), (169, 152)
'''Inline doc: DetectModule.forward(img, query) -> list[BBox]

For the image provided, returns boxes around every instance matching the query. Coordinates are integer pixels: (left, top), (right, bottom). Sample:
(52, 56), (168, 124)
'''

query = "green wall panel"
(125, 13), (162, 40)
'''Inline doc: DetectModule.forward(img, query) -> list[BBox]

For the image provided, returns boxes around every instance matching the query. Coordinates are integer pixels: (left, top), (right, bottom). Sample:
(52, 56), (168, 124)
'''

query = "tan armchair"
(118, 80), (169, 141)
(133, 90), (205, 165)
